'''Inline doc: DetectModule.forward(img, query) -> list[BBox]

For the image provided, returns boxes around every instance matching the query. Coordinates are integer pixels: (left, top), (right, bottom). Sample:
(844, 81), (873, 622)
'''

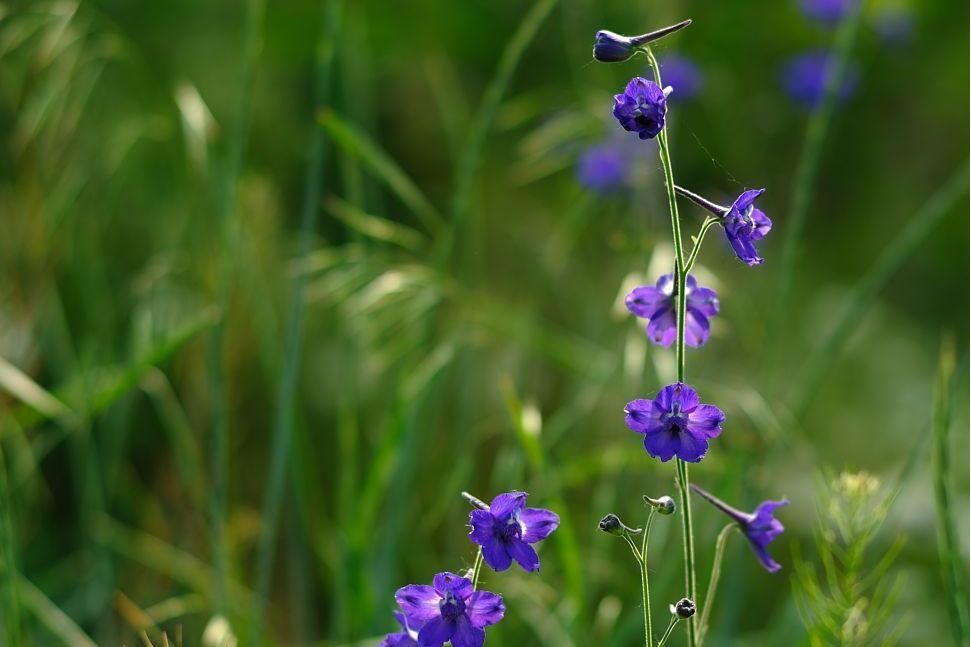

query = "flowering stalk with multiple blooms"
(592, 19), (788, 647)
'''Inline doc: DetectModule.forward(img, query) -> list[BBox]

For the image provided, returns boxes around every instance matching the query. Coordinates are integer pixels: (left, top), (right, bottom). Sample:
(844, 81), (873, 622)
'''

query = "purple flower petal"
(466, 591), (505, 627)
(694, 487), (788, 573)
(479, 536), (513, 572)
(417, 616), (453, 647)
(432, 573), (473, 601)
(750, 208), (772, 240)
(449, 615), (485, 647)
(686, 404), (725, 437)
(625, 285), (667, 319)
(674, 429), (710, 462)
(642, 427), (680, 462)
(468, 509), (495, 544)
(687, 286), (720, 317)
(624, 398), (662, 434)
(612, 77), (668, 140)
(506, 538), (540, 572)
(646, 306), (678, 346)
(683, 309), (710, 347)
(395, 585), (441, 625)
(488, 492), (526, 520)
(520, 507), (560, 543)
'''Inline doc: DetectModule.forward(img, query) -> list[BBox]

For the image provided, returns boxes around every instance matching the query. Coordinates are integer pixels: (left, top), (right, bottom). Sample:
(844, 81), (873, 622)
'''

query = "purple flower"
(625, 274), (719, 347)
(781, 52), (859, 109)
(395, 572), (504, 647)
(379, 611), (419, 647)
(469, 492), (560, 572)
(612, 77), (669, 140)
(691, 485), (789, 573)
(724, 189), (772, 266)
(624, 383), (725, 463)
(798, 0), (855, 25)
(577, 144), (629, 192)
(658, 55), (703, 102)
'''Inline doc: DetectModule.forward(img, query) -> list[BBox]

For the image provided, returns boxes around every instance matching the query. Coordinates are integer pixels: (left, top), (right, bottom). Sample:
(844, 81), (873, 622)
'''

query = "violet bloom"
(592, 21), (692, 63)
(379, 611), (419, 647)
(395, 572), (504, 647)
(724, 189), (772, 266)
(577, 144), (629, 192)
(781, 52), (859, 109)
(692, 485), (789, 573)
(469, 492), (559, 572)
(658, 55), (703, 102)
(624, 383), (725, 463)
(612, 77), (669, 140)
(625, 274), (719, 347)
(798, 0), (855, 25)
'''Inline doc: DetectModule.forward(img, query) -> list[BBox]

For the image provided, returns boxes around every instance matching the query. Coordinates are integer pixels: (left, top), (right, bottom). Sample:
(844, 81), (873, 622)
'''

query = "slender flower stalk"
(643, 43), (698, 647)
(640, 507), (658, 645)
(697, 524), (736, 646)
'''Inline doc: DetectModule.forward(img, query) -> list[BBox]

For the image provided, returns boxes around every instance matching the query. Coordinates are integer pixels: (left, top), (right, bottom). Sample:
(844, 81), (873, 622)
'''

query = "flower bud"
(598, 513), (642, 537)
(592, 20), (692, 63)
(671, 598), (696, 619)
(644, 495), (677, 515)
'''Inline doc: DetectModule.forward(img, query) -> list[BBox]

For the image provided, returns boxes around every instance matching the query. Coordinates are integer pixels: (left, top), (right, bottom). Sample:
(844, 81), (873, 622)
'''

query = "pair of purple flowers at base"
(383, 492), (559, 647)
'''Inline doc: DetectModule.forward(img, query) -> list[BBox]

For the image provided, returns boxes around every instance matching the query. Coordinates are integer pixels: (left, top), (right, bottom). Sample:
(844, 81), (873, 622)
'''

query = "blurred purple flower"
(691, 485), (789, 573)
(395, 572), (504, 647)
(798, 0), (855, 25)
(577, 144), (630, 192)
(874, 7), (915, 45)
(658, 55), (704, 102)
(613, 77), (669, 140)
(469, 491), (559, 572)
(625, 383), (725, 463)
(379, 611), (419, 647)
(625, 274), (720, 347)
(781, 52), (859, 109)
(724, 189), (772, 266)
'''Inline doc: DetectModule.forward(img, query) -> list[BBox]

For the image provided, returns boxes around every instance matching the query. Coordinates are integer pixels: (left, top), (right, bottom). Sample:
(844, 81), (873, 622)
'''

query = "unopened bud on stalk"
(592, 20), (692, 63)
(671, 597), (696, 619)
(644, 495), (677, 515)
(598, 513), (642, 537)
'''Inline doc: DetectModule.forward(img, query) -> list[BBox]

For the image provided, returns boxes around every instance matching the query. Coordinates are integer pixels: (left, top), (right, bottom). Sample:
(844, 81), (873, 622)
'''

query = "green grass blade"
(318, 110), (444, 232)
(435, 0), (559, 268)
(931, 336), (968, 645)
(326, 196), (425, 251)
(252, 0), (342, 639)
(0, 356), (75, 424)
(789, 164), (968, 417)
(770, 0), (865, 345)
(0, 439), (21, 645)
(17, 573), (97, 647)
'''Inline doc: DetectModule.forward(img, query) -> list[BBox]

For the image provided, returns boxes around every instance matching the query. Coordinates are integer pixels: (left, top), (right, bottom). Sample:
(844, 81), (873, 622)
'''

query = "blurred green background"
(0, 0), (968, 645)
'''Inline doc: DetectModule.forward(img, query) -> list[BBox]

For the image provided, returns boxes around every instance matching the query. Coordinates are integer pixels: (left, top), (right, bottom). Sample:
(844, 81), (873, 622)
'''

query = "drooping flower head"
(692, 485), (789, 573)
(723, 189), (772, 266)
(395, 573), (504, 647)
(379, 611), (419, 647)
(781, 52), (859, 109)
(624, 383), (725, 463)
(798, 0), (855, 25)
(658, 55), (704, 102)
(468, 492), (559, 572)
(625, 273), (719, 347)
(592, 21), (692, 63)
(577, 143), (630, 192)
(612, 77), (670, 140)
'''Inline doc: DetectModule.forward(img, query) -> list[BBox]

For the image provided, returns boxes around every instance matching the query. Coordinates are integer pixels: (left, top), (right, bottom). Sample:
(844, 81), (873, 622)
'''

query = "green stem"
(471, 549), (484, 590)
(697, 524), (736, 646)
(657, 617), (680, 647)
(645, 44), (697, 647)
(640, 508), (658, 646)
(685, 218), (720, 273)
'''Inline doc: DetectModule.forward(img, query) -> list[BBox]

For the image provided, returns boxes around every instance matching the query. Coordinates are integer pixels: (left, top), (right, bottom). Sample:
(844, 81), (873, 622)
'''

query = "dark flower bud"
(598, 513), (642, 537)
(671, 598), (696, 619)
(644, 495), (677, 515)
(593, 20), (692, 63)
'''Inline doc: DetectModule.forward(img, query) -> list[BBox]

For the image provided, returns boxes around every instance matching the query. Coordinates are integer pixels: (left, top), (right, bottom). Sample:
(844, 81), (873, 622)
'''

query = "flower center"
(439, 590), (466, 621)
(661, 411), (688, 436)
(499, 511), (523, 542)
